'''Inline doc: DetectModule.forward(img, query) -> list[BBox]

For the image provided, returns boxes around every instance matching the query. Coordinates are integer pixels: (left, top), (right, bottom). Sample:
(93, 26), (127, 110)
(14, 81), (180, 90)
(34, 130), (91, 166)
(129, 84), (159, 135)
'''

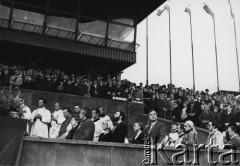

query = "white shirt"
(21, 104), (31, 133)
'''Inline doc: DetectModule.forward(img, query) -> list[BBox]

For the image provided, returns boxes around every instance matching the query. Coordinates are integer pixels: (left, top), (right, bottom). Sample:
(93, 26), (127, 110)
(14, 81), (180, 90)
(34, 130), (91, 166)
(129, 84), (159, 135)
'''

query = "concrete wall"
(19, 137), (240, 166)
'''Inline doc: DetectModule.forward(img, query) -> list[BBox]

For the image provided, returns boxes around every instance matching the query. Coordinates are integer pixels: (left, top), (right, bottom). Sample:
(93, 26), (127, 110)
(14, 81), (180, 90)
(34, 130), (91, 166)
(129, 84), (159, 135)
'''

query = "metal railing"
(0, 18), (140, 52)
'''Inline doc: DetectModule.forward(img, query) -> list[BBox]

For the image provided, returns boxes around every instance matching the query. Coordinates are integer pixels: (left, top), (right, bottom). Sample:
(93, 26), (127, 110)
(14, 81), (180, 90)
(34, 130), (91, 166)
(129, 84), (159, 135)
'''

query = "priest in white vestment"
(49, 102), (65, 138)
(30, 98), (51, 138)
(19, 97), (32, 134)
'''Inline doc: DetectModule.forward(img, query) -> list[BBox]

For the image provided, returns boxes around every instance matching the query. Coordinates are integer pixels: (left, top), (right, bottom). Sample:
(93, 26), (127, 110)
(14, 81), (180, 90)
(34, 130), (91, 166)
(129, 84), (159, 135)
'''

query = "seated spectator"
(91, 109), (103, 141)
(143, 109), (167, 145)
(182, 120), (198, 146)
(65, 117), (79, 139)
(175, 123), (185, 145)
(111, 110), (128, 143)
(225, 126), (240, 150)
(58, 107), (72, 138)
(206, 121), (224, 149)
(72, 107), (95, 141)
(131, 122), (145, 144)
(159, 122), (179, 148)
(98, 107), (113, 130)
(99, 120), (112, 142)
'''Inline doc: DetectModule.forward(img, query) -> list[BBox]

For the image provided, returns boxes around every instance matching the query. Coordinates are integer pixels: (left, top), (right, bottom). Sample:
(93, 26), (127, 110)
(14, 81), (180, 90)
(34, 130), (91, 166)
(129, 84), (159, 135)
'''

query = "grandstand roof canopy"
(14, 0), (165, 24)
(78, 0), (165, 24)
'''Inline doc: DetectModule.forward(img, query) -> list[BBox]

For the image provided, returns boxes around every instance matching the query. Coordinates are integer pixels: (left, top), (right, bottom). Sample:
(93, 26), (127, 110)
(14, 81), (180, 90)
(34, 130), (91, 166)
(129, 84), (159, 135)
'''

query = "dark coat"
(98, 132), (112, 142)
(143, 120), (167, 144)
(226, 135), (240, 150)
(90, 84), (99, 98)
(111, 122), (128, 143)
(131, 132), (145, 144)
(73, 119), (95, 141)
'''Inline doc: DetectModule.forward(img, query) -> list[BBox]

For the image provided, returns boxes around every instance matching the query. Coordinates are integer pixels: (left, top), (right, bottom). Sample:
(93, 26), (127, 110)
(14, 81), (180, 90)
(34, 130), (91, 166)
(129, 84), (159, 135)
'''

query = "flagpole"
(213, 16), (220, 92)
(146, 17), (149, 86)
(157, 1), (171, 86)
(185, 8), (195, 91)
(228, 0), (240, 91)
(203, 4), (220, 92)
(233, 15), (240, 91)
(168, 8), (172, 87)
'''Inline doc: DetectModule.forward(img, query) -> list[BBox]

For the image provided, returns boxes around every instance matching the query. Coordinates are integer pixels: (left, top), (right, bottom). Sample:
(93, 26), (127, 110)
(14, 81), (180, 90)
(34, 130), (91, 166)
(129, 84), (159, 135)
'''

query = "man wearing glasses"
(19, 97), (32, 135)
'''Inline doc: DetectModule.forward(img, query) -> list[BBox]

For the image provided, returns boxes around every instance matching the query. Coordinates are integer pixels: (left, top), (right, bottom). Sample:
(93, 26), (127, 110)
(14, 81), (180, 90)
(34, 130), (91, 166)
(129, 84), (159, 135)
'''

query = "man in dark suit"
(226, 126), (240, 150)
(73, 107), (95, 141)
(90, 80), (99, 98)
(111, 111), (128, 143)
(186, 96), (201, 127)
(143, 109), (167, 145)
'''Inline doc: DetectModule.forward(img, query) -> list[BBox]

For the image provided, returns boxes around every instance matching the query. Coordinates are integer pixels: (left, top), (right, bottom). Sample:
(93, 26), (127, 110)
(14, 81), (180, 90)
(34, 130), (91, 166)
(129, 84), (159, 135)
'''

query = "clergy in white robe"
(19, 97), (32, 134)
(49, 102), (66, 138)
(30, 98), (51, 138)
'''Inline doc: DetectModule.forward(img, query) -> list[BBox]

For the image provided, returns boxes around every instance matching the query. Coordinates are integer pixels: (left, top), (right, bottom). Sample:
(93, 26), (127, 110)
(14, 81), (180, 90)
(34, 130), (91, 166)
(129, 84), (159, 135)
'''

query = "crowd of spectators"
(2, 63), (240, 133)
(0, 63), (144, 101)
(14, 98), (240, 150)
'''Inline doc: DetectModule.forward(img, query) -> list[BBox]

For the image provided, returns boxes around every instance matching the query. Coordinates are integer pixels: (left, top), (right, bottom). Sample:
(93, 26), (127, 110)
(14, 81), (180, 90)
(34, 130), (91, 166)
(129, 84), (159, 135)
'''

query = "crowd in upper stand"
(0, 63), (143, 101)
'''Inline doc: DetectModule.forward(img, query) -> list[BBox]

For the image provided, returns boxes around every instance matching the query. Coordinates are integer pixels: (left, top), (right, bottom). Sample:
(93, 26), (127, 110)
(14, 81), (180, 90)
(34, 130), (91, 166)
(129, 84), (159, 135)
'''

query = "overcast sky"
(122, 0), (240, 93)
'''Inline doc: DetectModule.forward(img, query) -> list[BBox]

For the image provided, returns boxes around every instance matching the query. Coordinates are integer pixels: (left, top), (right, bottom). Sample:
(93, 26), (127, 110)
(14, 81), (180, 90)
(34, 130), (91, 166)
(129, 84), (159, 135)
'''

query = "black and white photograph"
(0, 0), (240, 165)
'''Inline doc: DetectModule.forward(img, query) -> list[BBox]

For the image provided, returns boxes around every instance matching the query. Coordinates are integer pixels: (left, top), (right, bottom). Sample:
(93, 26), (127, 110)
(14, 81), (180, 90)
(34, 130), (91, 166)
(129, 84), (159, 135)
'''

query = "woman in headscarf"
(182, 120), (198, 146)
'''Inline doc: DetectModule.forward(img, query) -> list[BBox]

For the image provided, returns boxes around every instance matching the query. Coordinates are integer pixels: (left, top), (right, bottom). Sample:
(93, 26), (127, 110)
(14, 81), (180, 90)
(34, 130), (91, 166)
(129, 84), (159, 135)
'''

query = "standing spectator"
(19, 97), (32, 134)
(111, 110), (128, 143)
(90, 80), (99, 98)
(30, 98), (51, 138)
(132, 86), (143, 101)
(143, 109), (167, 145)
(172, 101), (182, 122)
(212, 105), (222, 132)
(73, 107), (95, 141)
(222, 104), (234, 131)
(206, 121), (224, 149)
(131, 122), (145, 144)
(180, 101), (188, 122)
(72, 104), (81, 120)
(199, 103), (213, 129)
(49, 102), (65, 138)
(58, 107), (72, 138)
(187, 97), (201, 127)
(91, 109), (103, 141)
